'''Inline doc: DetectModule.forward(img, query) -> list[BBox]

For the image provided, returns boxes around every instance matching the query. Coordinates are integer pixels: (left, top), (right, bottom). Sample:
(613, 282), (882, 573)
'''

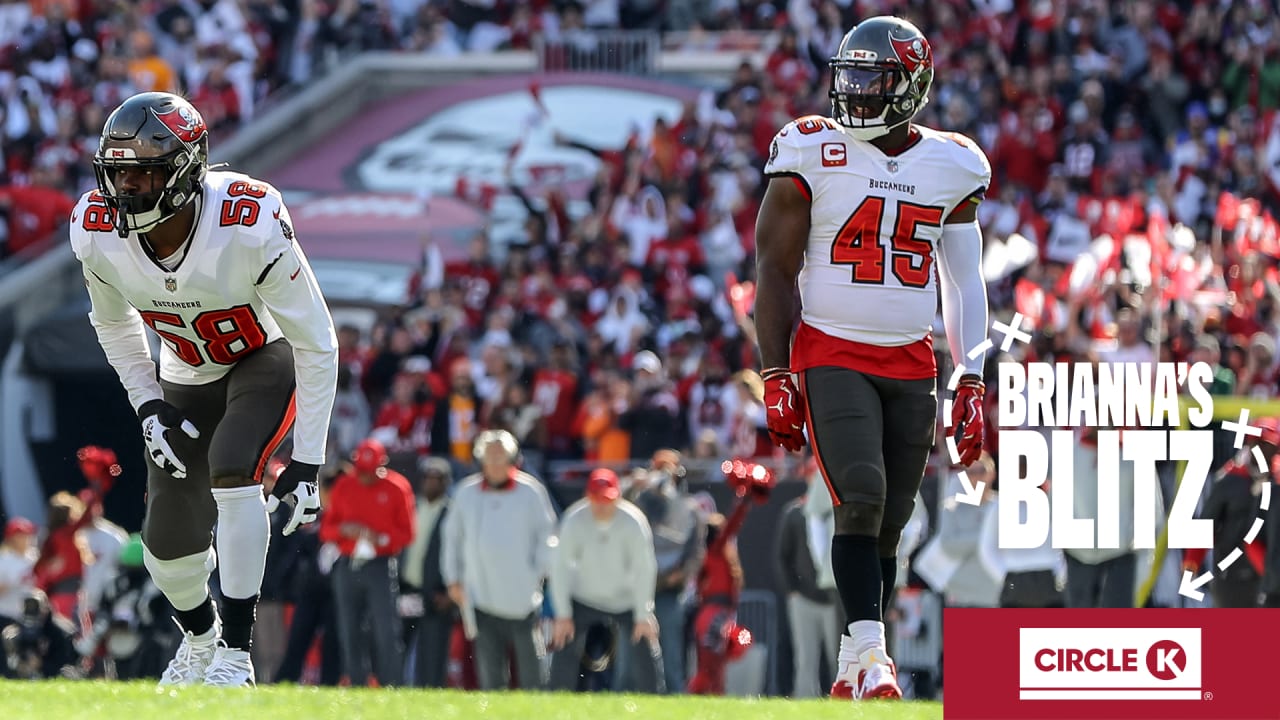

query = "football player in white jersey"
(754, 17), (989, 700)
(69, 92), (338, 687)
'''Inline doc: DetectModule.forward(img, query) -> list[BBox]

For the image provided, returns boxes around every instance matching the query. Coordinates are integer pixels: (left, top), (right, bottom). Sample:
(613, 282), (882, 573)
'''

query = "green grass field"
(0, 681), (943, 720)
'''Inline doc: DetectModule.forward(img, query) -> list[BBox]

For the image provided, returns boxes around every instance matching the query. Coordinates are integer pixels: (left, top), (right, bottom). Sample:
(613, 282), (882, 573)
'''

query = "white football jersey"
(764, 116), (991, 348)
(69, 170), (338, 465)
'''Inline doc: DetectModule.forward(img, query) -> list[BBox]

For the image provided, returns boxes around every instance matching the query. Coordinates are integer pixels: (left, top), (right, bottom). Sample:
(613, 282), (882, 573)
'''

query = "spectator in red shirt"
(0, 170), (76, 259)
(994, 100), (1059, 195)
(33, 488), (97, 622)
(372, 372), (435, 455)
(320, 439), (416, 687)
(687, 461), (773, 695)
(531, 339), (581, 460)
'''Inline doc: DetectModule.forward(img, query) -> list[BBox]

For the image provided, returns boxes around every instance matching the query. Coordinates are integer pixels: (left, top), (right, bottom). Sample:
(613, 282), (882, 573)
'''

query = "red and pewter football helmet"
(93, 92), (209, 237)
(829, 16), (934, 141)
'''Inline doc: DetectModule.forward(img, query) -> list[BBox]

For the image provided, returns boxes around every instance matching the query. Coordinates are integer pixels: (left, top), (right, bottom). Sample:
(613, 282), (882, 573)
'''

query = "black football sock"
(831, 534), (882, 623)
(174, 595), (216, 637)
(880, 556), (898, 619)
(220, 594), (259, 651)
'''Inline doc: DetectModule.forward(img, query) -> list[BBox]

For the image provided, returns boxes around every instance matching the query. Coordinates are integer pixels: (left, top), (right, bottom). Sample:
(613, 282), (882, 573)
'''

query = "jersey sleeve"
(763, 123), (806, 177)
(252, 195), (338, 465)
(70, 202), (163, 413)
(944, 132), (993, 221)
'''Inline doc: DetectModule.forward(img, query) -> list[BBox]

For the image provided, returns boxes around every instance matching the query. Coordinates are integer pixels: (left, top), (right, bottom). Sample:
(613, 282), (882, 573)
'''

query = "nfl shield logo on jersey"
(886, 159), (900, 173)
(164, 277), (177, 293)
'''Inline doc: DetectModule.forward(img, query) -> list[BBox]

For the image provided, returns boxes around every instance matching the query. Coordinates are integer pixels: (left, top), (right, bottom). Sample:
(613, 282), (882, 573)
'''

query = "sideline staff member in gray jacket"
(442, 430), (556, 690)
(549, 468), (663, 692)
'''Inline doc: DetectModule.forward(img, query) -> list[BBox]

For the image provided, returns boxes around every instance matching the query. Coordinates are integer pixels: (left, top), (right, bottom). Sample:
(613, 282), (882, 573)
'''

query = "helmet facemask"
(93, 149), (201, 238)
(829, 59), (928, 141)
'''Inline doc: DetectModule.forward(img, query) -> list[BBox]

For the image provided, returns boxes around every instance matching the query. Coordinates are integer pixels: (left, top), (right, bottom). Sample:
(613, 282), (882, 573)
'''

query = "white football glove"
(267, 461), (322, 535)
(138, 400), (200, 479)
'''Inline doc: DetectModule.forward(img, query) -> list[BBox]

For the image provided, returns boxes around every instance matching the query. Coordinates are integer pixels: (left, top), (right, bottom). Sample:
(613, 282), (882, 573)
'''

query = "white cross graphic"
(1222, 408), (1263, 449)
(992, 313), (1032, 351)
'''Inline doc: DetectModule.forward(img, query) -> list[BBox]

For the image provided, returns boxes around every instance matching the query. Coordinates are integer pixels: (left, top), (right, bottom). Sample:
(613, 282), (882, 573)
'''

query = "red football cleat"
(858, 656), (902, 700)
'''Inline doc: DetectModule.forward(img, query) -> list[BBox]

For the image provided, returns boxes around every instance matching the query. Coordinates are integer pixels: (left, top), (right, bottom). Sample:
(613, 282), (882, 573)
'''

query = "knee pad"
(832, 461), (885, 507)
(833, 501), (884, 537)
(143, 544), (215, 611)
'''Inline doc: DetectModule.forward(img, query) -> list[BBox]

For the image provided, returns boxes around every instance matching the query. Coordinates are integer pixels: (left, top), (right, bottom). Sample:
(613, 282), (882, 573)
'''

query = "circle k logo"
(1146, 640), (1187, 680)
(1019, 628), (1202, 701)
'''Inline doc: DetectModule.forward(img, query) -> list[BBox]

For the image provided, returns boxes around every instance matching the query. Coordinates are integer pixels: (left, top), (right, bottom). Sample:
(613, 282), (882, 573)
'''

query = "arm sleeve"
(549, 510), (575, 620)
(82, 265), (163, 412)
(253, 201), (339, 464)
(632, 513), (657, 621)
(440, 487), (464, 586)
(937, 220), (991, 372)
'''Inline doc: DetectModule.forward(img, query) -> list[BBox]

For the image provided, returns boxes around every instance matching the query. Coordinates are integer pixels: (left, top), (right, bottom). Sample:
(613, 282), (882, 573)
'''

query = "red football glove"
(762, 367), (806, 452)
(950, 376), (985, 466)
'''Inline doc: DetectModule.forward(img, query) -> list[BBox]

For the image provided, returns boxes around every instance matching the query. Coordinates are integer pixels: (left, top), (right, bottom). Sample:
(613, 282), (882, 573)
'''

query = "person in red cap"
(319, 438), (416, 686)
(548, 468), (662, 693)
(687, 460), (775, 695)
(1184, 419), (1280, 607)
(0, 517), (38, 633)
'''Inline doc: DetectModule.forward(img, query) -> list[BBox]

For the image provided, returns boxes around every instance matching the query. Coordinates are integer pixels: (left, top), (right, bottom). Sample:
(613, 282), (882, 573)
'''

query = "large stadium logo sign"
(352, 84), (687, 198)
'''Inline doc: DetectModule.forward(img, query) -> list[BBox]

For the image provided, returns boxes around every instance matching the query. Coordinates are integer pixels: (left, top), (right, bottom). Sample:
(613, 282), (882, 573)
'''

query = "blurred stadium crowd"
(2, 0), (1280, 698)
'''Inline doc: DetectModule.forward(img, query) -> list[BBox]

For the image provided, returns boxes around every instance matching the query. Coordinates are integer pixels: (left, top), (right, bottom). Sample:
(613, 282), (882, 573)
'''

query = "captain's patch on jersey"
(821, 143), (847, 167)
(280, 217), (295, 242)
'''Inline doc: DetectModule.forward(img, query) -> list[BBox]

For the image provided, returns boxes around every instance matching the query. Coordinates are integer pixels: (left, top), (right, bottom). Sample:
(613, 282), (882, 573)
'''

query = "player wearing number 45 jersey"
(755, 17), (988, 701)
(69, 92), (338, 687)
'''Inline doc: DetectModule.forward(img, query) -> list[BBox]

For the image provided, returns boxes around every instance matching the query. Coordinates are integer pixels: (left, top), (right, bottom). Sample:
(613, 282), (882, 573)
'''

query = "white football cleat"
(857, 649), (902, 700)
(202, 643), (256, 687)
(158, 619), (219, 688)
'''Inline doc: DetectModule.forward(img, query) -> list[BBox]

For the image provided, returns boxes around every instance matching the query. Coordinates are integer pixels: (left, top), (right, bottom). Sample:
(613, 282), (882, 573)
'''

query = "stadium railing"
(535, 30), (662, 74)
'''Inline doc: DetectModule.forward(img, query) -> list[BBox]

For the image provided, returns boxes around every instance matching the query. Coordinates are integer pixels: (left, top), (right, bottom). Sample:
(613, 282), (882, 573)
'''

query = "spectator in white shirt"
(549, 469), (661, 692)
(0, 518), (38, 630)
(442, 430), (556, 690)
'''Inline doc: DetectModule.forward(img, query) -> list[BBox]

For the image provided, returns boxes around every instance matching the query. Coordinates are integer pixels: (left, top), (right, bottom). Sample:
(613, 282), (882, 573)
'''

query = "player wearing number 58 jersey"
(754, 17), (989, 701)
(69, 92), (338, 688)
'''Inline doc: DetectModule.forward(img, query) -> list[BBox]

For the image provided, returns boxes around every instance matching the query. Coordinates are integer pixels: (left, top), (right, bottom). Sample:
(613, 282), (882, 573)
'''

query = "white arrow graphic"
(1178, 446), (1273, 602)
(1178, 569), (1214, 602)
(946, 435), (962, 465)
(954, 471), (986, 506)
(1217, 547), (1243, 571)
